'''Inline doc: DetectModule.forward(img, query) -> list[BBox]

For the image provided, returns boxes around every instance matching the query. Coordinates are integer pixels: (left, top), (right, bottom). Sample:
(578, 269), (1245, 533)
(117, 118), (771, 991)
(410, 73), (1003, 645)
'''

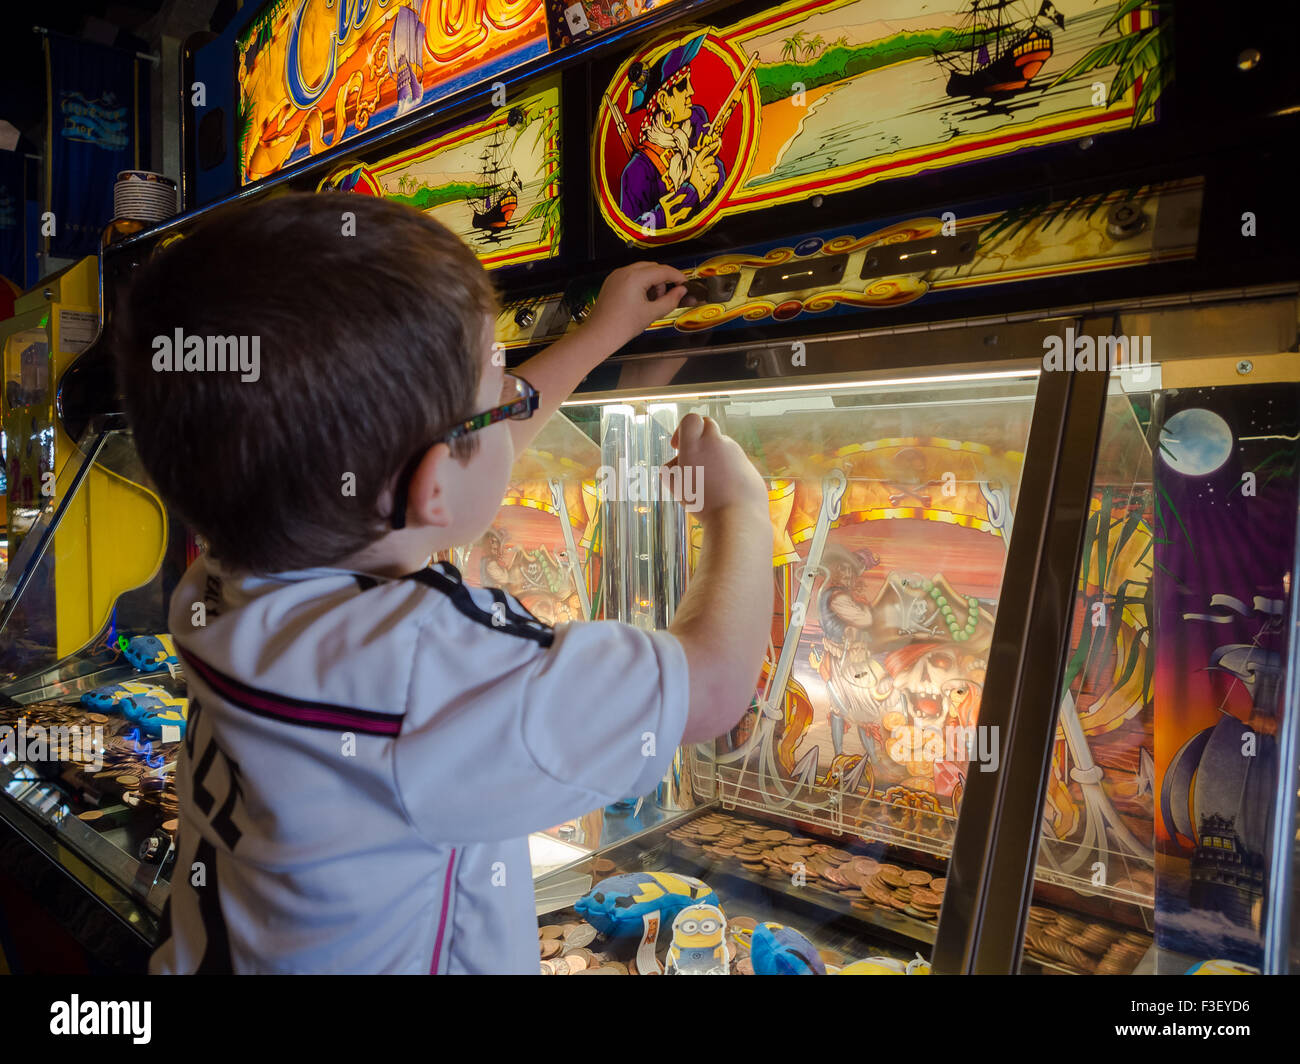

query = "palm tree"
(804, 34), (825, 60)
(780, 30), (807, 63)
(1051, 0), (1172, 127)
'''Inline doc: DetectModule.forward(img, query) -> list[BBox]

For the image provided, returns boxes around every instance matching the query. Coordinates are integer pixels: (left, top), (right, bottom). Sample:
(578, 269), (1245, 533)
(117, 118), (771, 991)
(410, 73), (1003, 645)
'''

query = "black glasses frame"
(390, 373), (540, 530)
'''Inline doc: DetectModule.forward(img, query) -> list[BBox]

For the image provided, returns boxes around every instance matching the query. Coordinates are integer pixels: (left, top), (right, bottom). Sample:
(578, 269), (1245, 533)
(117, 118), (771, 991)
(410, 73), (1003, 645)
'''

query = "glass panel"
(1022, 364), (1300, 974)
(532, 367), (1039, 972)
(0, 426), (193, 926)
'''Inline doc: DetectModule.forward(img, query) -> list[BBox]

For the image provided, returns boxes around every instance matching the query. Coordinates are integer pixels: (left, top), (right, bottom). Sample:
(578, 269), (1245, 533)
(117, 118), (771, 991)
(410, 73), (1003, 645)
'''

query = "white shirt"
(149, 555), (689, 974)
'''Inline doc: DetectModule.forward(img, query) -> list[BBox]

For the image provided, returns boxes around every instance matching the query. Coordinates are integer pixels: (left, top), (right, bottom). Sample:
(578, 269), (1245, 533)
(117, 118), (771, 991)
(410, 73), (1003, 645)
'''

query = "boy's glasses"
(443, 372), (539, 441)
(390, 373), (539, 530)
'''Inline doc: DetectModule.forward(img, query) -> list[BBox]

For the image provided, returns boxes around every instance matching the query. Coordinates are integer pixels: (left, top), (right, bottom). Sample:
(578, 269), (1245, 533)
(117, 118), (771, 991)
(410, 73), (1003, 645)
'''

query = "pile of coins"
(856, 863), (946, 920)
(1, 700), (181, 839)
(667, 811), (946, 924)
(1024, 906), (1150, 974)
(537, 922), (630, 975)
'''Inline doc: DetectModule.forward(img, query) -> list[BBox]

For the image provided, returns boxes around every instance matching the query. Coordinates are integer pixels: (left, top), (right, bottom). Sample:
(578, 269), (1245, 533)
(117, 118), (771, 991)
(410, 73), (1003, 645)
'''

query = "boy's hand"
(663, 413), (769, 518)
(584, 261), (689, 351)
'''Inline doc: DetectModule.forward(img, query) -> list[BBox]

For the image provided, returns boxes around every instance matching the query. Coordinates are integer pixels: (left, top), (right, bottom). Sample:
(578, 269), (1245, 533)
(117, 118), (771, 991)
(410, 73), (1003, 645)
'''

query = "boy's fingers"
(648, 283), (688, 311)
(675, 412), (704, 451)
(634, 261), (689, 288)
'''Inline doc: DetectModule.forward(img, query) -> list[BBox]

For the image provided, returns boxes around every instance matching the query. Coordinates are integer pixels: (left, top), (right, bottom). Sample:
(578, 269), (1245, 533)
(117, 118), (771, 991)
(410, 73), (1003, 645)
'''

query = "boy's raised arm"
(664, 414), (774, 744)
(506, 261), (688, 453)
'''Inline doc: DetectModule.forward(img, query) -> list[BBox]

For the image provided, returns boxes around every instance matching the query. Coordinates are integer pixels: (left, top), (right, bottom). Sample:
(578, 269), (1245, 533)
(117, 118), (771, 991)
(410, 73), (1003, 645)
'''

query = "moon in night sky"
(1158, 408), (1234, 476)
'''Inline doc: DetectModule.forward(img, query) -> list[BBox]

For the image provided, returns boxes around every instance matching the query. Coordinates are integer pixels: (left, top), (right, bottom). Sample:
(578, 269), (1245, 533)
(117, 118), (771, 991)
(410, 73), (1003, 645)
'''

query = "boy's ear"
(403, 442), (457, 529)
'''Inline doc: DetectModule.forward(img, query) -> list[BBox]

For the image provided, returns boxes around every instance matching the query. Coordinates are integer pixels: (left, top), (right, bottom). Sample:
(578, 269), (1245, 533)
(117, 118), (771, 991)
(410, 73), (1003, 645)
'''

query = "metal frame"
(931, 357), (1110, 973)
(1263, 462), (1300, 973)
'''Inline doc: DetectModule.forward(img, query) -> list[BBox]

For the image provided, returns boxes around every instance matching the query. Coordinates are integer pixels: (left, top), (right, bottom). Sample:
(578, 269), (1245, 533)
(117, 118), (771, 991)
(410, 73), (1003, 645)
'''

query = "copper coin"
(540, 939), (562, 959)
(87, 713), (110, 724)
(911, 888), (942, 906)
(592, 858), (616, 875)
(562, 946), (596, 966)
(116, 774), (140, 787)
(764, 830), (792, 842)
(161, 818), (179, 833)
(539, 925), (565, 940)
(877, 867), (907, 888)
(603, 961), (629, 974)
(77, 810), (104, 821)
(930, 877), (947, 893)
(697, 823), (724, 837)
(564, 924), (597, 948)
(903, 869), (933, 886)
(823, 865), (851, 887)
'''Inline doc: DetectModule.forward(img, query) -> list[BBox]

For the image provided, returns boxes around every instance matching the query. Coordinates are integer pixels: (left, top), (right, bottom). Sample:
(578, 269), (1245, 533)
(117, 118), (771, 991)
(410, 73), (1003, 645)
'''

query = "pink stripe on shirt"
(430, 849), (457, 974)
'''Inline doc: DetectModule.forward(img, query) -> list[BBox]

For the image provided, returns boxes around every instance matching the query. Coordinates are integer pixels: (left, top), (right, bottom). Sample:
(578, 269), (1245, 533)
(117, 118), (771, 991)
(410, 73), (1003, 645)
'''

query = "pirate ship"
(471, 117), (524, 240)
(1161, 654), (1281, 930)
(935, 0), (1064, 100)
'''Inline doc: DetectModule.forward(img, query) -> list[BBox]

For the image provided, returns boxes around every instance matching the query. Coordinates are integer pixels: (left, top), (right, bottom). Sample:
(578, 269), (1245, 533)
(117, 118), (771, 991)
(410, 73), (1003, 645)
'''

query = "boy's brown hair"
(114, 192), (497, 572)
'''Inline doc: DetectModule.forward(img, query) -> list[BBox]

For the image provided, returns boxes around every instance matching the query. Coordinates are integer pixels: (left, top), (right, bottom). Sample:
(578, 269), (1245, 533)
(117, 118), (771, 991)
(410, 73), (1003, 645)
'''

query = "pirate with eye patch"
(615, 33), (729, 231)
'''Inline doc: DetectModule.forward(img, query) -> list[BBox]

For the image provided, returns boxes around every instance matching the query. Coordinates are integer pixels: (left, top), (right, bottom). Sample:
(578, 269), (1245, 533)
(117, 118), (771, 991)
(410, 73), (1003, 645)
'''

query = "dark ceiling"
(0, 0), (238, 149)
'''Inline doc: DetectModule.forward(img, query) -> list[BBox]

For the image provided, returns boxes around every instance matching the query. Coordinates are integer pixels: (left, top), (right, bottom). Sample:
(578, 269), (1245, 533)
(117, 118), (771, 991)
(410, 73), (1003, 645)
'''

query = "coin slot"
(748, 255), (847, 298)
(859, 234), (978, 280)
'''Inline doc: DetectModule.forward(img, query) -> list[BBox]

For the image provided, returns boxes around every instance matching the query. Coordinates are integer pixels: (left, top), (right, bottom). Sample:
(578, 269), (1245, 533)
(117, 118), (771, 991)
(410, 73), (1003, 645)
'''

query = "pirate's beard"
(643, 113), (695, 191)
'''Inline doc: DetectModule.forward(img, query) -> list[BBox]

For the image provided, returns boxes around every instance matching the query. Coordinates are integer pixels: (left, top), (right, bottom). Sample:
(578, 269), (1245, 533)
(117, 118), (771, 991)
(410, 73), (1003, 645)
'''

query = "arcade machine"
(0, 0), (1297, 975)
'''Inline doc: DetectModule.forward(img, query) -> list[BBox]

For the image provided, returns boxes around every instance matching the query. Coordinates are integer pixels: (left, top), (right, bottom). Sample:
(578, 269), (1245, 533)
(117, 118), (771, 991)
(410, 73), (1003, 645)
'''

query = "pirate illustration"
(609, 34), (756, 231)
(815, 547), (891, 760)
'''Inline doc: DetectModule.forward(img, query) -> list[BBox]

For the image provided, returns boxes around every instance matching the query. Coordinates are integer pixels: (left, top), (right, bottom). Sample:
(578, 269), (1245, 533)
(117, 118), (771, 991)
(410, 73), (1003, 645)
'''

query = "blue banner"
(46, 35), (140, 258)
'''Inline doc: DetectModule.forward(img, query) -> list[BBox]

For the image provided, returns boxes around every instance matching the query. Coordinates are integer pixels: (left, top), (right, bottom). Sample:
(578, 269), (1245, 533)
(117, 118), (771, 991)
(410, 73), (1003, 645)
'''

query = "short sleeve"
(394, 608), (689, 845)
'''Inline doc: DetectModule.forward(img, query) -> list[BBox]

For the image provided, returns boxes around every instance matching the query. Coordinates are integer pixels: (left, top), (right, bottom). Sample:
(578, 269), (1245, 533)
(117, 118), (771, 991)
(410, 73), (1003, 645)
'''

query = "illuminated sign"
(594, 0), (1169, 245)
(237, 0), (548, 185)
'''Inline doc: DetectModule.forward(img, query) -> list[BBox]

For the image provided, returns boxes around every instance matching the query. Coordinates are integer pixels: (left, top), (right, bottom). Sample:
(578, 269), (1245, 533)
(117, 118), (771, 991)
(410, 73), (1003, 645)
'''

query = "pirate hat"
(629, 32), (708, 114)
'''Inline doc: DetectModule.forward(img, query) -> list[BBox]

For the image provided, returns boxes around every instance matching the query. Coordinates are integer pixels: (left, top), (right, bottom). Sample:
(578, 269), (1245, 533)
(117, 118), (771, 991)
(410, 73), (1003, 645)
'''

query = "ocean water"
(747, 9), (1127, 188)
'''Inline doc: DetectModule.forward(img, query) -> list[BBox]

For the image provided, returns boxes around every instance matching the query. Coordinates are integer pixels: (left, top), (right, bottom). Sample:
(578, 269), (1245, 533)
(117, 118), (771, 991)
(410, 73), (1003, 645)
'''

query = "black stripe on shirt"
(405, 563), (554, 647)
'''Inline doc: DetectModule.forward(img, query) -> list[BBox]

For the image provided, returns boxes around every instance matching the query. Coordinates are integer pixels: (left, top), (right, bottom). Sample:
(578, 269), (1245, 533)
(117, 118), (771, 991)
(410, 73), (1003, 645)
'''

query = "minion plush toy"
(665, 903), (729, 975)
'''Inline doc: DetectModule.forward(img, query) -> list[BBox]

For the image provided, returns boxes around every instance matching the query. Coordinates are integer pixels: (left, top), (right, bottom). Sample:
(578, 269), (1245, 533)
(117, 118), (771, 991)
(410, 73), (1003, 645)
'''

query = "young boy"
(116, 193), (772, 974)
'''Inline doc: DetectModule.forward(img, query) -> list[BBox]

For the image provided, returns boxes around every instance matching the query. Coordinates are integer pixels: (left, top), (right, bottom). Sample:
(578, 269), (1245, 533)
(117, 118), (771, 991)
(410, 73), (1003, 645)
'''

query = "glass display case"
(1, 301), (1296, 975)
(513, 307), (1300, 976)
(518, 363), (1042, 972)
(0, 421), (193, 948)
(1019, 347), (1300, 976)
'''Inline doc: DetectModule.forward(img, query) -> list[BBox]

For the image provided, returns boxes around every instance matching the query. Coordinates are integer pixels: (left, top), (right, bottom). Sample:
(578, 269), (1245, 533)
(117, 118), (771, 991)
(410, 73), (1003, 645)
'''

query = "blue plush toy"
(82, 681), (157, 713)
(81, 681), (187, 739)
(751, 922), (826, 975)
(123, 634), (178, 673)
(575, 872), (718, 938)
(121, 693), (188, 739)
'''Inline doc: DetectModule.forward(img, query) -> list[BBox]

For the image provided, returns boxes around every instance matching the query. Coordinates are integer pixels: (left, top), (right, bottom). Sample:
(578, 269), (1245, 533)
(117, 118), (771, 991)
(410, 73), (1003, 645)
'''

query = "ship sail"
(472, 118), (524, 240)
(933, 0), (1062, 100)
